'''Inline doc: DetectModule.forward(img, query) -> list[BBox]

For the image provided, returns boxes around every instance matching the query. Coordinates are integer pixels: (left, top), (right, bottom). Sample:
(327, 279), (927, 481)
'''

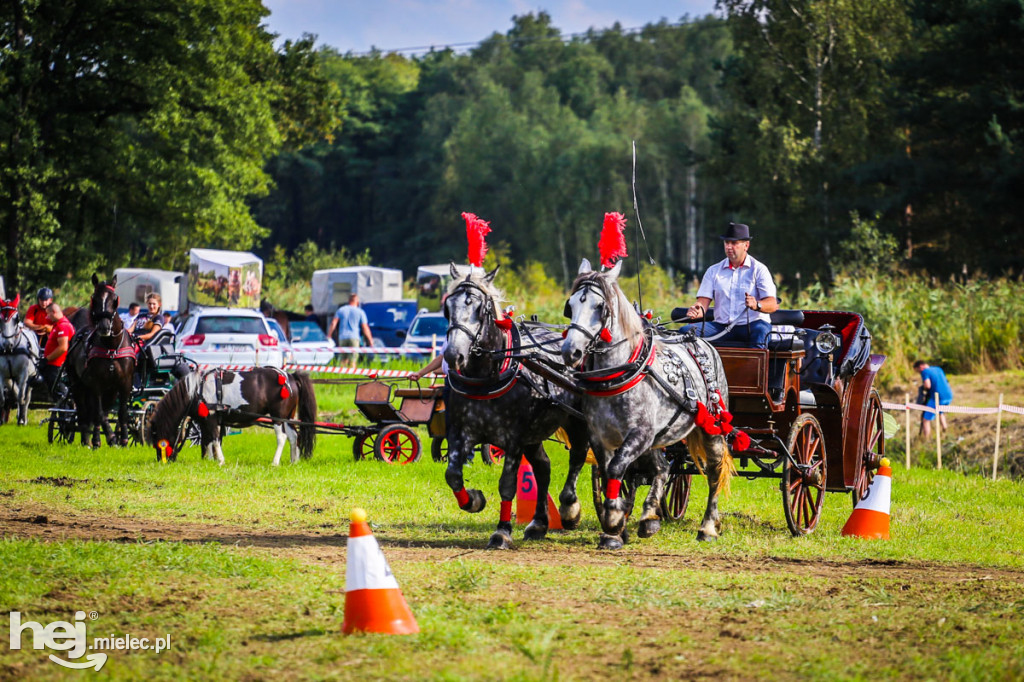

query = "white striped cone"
(342, 508), (418, 635)
(841, 460), (892, 540)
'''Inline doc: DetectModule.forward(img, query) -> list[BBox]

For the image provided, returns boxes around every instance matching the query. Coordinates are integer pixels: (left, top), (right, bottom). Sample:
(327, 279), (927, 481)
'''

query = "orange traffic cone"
(841, 458), (892, 539)
(342, 508), (419, 635)
(516, 457), (563, 529)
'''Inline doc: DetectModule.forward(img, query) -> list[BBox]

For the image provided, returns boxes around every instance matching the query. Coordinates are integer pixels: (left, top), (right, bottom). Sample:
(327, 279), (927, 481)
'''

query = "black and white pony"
(442, 265), (591, 549)
(562, 259), (735, 548)
(0, 295), (40, 425)
(147, 367), (317, 466)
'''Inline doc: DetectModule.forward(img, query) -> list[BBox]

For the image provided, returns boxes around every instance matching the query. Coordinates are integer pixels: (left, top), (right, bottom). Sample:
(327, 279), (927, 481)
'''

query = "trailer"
(311, 266), (403, 316)
(184, 248), (263, 312)
(415, 264), (483, 312)
(113, 268), (184, 314)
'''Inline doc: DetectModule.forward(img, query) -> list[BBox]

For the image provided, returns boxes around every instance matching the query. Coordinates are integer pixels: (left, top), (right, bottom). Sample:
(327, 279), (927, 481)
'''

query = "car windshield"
(195, 316), (266, 335)
(290, 322), (328, 343)
(409, 315), (448, 337)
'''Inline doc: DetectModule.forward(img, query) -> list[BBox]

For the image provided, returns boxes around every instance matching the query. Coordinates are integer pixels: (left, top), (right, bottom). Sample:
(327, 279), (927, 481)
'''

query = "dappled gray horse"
(562, 259), (735, 549)
(0, 296), (40, 426)
(442, 265), (591, 549)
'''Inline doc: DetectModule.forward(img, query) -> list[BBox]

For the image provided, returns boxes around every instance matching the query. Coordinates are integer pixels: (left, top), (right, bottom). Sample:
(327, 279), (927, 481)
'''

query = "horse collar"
(574, 332), (656, 397)
(448, 323), (522, 400)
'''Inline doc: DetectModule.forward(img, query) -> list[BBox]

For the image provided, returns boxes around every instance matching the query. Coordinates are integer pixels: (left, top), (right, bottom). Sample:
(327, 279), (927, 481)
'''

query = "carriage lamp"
(814, 326), (840, 355)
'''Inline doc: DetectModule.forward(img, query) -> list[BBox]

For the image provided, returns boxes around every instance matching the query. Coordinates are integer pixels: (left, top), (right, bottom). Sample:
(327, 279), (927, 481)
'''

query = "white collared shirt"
(697, 254), (776, 324)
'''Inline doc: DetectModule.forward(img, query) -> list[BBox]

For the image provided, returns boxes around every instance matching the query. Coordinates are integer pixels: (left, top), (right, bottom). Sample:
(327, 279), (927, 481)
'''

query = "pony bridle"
(445, 280), (496, 356)
(91, 286), (120, 337)
(564, 280), (617, 355)
(0, 305), (21, 352)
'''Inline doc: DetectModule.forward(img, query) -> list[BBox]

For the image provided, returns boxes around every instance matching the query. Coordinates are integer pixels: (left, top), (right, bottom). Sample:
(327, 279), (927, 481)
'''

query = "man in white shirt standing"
(683, 222), (778, 347)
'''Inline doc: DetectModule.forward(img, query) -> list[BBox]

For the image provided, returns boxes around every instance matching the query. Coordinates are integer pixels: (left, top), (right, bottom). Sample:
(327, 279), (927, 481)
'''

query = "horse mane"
(149, 372), (198, 444)
(570, 271), (644, 343)
(447, 272), (506, 320)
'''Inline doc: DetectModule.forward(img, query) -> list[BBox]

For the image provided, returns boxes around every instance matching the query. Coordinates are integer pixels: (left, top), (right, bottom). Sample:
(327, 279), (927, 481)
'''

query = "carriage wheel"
(660, 472), (692, 521)
(374, 424), (421, 464)
(853, 391), (885, 507)
(481, 444), (504, 465)
(781, 414), (827, 536)
(138, 400), (159, 447)
(430, 436), (447, 462)
(353, 433), (376, 461)
(47, 398), (76, 445)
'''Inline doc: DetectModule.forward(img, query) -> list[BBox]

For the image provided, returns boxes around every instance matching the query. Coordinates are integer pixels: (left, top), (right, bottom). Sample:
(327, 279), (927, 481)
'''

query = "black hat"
(720, 222), (752, 241)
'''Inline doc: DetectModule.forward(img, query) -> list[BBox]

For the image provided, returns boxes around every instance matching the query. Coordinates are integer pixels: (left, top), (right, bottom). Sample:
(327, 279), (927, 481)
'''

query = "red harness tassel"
(197, 402), (209, 418)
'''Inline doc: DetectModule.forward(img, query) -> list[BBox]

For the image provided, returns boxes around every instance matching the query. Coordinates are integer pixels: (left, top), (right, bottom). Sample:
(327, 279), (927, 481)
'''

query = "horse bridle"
(563, 279), (622, 356)
(90, 286), (122, 339)
(444, 279), (496, 357)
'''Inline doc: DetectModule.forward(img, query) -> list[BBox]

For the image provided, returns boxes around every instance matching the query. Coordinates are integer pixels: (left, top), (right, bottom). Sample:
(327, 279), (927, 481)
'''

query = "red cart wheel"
(660, 472), (692, 521)
(781, 414), (827, 536)
(480, 444), (504, 464)
(374, 424), (422, 464)
(852, 391), (885, 506)
(353, 433), (376, 461)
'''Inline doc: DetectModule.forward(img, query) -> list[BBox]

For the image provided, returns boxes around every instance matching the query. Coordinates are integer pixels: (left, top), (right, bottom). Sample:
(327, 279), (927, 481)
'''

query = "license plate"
(215, 344), (252, 352)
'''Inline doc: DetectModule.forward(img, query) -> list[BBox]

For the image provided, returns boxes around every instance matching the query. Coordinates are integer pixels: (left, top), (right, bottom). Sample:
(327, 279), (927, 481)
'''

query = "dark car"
(362, 300), (418, 347)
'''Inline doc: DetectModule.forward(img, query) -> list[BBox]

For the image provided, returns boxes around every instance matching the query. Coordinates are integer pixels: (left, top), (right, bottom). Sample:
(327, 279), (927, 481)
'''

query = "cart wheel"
(660, 472), (692, 521)
(353, 433), (376, 461)
(47, 398), (76, 445)
(480, 444), (504, 465)
(374, 424), (421, 464)
(853, 390), (885, 507)
(781, 414), (827, 536)
(431, 436), (447, 462)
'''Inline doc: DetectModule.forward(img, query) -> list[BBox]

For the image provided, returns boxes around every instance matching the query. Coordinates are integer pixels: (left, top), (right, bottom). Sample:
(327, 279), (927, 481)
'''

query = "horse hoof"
(559, 501), (582, 530)
(696, 530), (719, 542)
(523, 522), (548, 541)
(460, 489), (487, 514)
(602, 509), (626, 536)
(597, 533), (624, 550)
(486, 531), (512, 550)
(638, 518), (661, 539)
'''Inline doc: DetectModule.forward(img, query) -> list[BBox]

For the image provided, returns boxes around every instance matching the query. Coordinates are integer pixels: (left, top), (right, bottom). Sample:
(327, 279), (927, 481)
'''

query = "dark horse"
(65, 274), (136, 448)
(441, 265), (591, 549)
(148, 367), (317, 465)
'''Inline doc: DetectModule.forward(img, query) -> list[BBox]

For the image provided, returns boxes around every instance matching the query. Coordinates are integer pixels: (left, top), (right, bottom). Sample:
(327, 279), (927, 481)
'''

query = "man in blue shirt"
(914, 360), (953, 438)
(683, 222), (778, 347)
(328, 294), (374, 369)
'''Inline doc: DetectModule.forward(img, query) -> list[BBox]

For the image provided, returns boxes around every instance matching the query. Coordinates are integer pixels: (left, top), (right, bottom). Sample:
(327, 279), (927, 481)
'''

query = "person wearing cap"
(683, 222), (778, 347)
(24, 287), (54, 346)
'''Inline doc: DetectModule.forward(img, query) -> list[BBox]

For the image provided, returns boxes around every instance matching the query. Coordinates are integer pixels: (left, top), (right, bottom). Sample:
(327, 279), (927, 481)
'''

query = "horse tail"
(687, 429), (735, 497)
(292, 371), (317, 459)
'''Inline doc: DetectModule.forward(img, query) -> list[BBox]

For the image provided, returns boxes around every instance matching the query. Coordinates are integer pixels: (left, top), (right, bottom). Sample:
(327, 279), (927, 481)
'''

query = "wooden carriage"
(659, 308), (887, 536)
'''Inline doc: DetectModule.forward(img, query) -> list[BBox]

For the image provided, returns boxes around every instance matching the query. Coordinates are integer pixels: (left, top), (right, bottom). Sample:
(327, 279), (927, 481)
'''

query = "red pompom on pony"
(462, 212), (492, 267)
(598, 212), (628, 268)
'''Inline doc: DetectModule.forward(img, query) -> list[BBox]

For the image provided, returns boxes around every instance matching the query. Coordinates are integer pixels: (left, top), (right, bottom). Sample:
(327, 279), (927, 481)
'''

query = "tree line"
(2, 1), (1021, 295)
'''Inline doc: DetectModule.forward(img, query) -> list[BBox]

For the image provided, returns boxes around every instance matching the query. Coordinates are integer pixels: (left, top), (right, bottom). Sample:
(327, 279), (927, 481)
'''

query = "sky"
(262, 0), (720, 55)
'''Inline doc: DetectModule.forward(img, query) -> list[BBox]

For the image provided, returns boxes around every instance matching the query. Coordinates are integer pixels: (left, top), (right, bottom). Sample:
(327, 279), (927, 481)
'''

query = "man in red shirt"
(37, 302), (74, 399)
(24, 287), (54, 347)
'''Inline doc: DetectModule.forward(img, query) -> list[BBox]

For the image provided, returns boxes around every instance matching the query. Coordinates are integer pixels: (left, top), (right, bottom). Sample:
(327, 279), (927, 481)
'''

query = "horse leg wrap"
(454, 487), (470, 507)
(500, 500), (513, 523)
(606, 478), (622, 500)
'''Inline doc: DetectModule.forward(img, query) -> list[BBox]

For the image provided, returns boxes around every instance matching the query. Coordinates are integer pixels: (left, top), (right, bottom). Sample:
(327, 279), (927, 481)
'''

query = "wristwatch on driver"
(755, 301), (762, 312)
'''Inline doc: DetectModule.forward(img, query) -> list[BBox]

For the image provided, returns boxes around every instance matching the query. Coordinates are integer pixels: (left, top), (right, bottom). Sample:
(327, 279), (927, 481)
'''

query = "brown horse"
(65, 274), (137, 448)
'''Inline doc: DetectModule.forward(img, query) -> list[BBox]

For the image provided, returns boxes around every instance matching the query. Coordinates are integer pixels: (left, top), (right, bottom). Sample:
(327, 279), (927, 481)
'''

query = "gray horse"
(0, 296), (40, 426)
(562, 259), (735, 548)
(442, 265), (591, 549)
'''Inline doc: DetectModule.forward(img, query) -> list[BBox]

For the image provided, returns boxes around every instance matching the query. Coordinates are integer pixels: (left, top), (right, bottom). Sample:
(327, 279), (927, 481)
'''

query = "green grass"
(3, 397), (1024, 679)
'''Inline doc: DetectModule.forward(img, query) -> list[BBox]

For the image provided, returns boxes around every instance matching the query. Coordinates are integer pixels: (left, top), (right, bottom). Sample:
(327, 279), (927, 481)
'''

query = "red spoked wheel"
(781, 414), (827, 536)
(660, 472), (692, 521)
(353, 433), (376, 461)
(374, 424), (422, 464)
(852, 391), (885, 506)
(481, 444), (504, 465)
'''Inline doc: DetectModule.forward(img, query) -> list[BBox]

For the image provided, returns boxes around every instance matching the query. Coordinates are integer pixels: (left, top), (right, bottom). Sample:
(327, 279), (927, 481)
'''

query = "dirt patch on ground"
(3, 499), (1022, 585)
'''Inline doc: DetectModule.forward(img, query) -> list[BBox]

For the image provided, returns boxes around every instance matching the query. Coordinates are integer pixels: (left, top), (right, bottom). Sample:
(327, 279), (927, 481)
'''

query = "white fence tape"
(881, 401), (1019, 416)
(195, 364), (437, 378)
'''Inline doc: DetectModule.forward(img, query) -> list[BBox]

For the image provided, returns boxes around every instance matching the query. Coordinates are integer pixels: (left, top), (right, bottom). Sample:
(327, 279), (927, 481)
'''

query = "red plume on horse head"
(462, 212), (491, 267)
(598, 212), (628, 269)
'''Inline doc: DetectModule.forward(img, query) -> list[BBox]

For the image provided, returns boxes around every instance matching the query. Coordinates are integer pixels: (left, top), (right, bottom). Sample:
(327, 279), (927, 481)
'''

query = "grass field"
(2, 385), (1024, 680)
